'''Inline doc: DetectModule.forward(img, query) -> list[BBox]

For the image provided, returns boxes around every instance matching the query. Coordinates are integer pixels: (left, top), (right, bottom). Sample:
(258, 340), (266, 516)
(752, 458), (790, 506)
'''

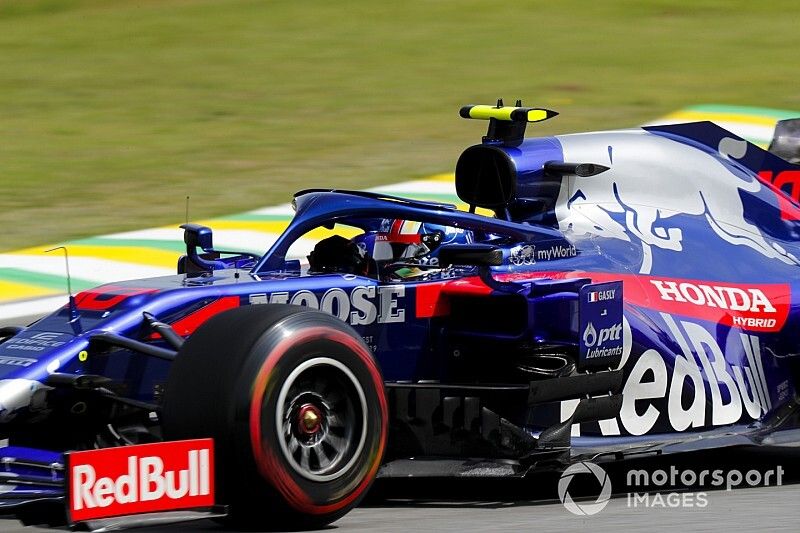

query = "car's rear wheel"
(162, 305), (387, 530)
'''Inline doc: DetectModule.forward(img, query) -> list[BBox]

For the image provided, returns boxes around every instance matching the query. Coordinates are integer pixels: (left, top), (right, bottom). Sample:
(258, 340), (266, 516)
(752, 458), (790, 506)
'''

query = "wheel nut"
(298, 404), (322, 434)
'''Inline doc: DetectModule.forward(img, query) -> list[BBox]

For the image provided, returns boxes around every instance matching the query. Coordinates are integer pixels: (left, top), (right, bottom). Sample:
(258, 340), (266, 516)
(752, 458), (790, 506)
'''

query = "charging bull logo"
(554, 131), (799, 274)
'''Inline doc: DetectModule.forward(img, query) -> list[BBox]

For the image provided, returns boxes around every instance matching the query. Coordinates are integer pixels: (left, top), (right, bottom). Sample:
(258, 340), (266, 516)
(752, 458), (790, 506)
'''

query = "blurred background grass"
(1, 0), (799, 250)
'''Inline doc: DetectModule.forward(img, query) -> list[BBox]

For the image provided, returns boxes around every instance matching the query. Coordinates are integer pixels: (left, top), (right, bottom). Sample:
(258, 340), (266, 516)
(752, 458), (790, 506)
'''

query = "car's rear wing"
(769, 118), (800, 164)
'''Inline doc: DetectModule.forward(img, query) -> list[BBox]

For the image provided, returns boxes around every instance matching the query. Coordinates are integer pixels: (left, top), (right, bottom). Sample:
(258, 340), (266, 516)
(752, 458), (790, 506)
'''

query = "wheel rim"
(274, 357), (368, 482)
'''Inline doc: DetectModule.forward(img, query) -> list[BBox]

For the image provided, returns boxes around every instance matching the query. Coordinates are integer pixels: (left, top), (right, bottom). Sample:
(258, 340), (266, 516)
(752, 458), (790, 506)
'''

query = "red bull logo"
(67, 439), (214, 523)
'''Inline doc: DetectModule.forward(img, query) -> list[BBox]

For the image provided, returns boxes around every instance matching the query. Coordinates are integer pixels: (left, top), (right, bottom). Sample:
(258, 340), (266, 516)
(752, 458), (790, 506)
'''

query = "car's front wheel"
(162, 304), (387, 529)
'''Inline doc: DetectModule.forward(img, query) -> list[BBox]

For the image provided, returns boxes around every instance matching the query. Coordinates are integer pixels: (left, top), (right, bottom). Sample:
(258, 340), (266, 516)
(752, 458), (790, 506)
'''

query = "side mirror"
(178, 223), (225, 274)
(438, 244), (517, 293)
(438, 244), (503, 267)
(181, 223), (214, 253)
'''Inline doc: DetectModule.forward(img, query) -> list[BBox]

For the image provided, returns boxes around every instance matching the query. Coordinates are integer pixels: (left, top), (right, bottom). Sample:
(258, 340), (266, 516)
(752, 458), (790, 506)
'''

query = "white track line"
(0, 255), (174, 284)
(0, 295), (68, 322)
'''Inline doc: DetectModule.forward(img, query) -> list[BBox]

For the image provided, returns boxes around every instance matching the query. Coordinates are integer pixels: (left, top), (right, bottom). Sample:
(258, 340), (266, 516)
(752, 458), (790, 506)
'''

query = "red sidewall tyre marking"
(248, 326), (387, 515)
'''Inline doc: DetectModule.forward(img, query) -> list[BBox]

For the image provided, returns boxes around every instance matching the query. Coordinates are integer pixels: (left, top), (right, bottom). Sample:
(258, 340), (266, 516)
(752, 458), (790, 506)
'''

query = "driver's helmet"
(352, 219), (474, 268)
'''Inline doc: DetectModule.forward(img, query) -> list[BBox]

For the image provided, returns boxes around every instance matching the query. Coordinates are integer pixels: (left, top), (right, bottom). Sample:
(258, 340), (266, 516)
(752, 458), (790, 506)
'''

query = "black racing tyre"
(162, 305), (387, 530)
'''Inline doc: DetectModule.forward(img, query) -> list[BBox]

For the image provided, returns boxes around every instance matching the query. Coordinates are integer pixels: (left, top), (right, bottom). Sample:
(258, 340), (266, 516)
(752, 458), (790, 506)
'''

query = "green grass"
(1, 0), (799, 251)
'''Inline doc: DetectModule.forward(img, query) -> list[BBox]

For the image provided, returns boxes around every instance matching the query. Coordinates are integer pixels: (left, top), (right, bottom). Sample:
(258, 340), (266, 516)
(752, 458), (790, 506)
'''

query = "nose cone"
(0, 379), (48, 423)
(0, 330), (77, 423)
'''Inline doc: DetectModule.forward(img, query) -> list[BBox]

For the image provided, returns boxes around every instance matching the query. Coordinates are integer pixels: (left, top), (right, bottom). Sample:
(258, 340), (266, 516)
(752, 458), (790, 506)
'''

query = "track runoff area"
(1, 105), (800, 530)
(1, 105), (795, 324)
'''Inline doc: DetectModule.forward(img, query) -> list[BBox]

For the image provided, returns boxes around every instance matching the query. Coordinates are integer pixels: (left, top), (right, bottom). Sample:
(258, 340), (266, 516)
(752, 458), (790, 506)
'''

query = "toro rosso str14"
(2, 103), (800, 529)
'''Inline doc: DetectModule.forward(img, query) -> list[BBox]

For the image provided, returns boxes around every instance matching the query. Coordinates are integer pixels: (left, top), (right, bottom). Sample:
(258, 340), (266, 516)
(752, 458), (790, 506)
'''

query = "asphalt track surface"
(3, 445), (799, 532)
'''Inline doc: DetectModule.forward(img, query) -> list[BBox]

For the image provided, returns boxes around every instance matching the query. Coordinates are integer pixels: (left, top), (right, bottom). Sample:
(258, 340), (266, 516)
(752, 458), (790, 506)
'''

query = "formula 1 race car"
(2, 102), (800, 530)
